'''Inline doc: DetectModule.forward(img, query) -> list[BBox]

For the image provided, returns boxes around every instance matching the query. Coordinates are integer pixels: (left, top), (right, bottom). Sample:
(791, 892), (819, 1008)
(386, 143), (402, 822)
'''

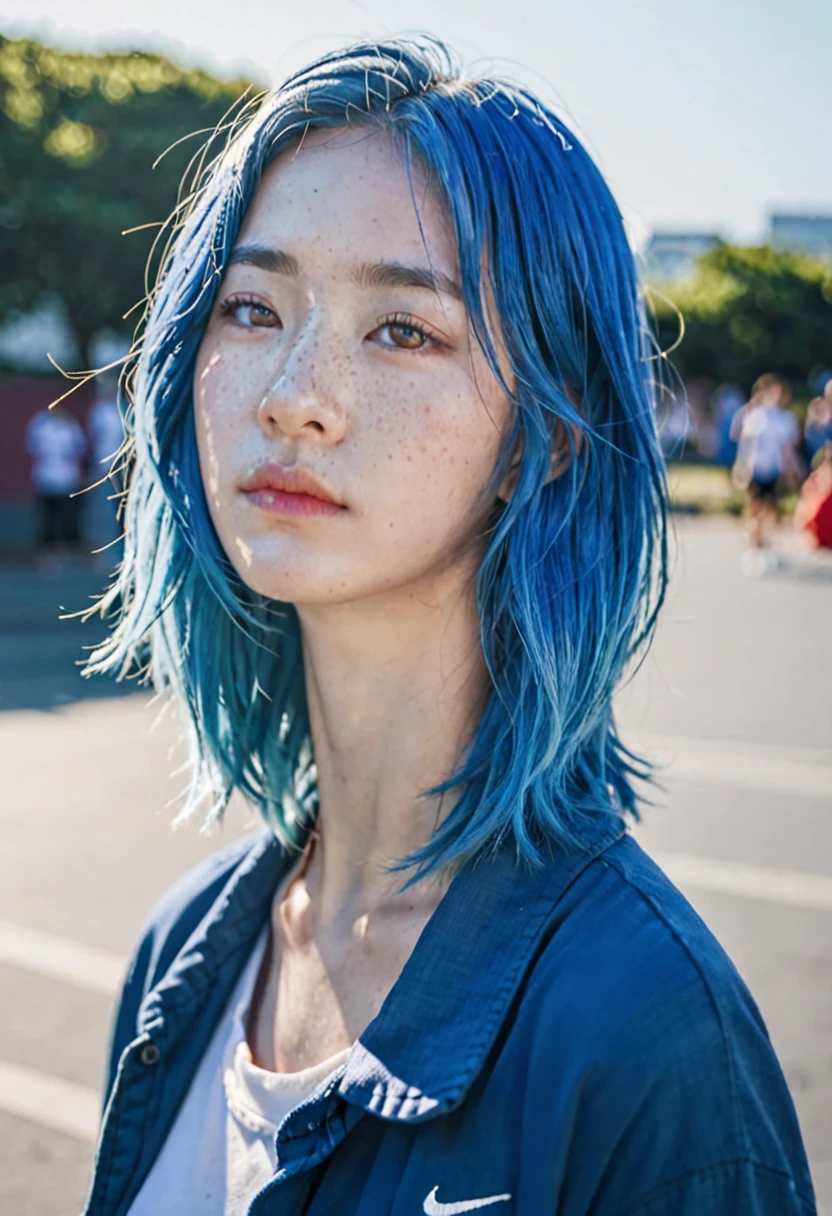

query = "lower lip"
(244, 488), (345, 517)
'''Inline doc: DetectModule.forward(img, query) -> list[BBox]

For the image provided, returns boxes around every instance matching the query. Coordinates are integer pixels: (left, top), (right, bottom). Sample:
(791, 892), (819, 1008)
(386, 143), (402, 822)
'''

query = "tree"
(0, 36), (255, 365)
(650, 244), (832, 396)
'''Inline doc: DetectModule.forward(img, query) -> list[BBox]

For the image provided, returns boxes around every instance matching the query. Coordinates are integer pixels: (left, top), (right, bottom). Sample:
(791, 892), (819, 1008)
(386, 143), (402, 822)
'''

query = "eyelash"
(218, 294), (279, 328)
(372, 312), (443, 353)
(217, 296), (444, 352)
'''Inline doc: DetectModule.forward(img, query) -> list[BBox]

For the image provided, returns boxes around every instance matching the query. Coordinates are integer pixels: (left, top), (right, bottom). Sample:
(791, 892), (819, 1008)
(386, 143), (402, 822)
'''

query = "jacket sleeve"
(530, 859), (817, 1216)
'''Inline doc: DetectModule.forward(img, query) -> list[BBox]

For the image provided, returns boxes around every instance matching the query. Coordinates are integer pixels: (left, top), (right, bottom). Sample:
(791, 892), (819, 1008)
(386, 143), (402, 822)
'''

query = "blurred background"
(0, 2), (830, 1213)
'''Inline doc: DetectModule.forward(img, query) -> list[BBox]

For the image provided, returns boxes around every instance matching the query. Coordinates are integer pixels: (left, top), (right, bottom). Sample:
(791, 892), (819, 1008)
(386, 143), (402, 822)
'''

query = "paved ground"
(1, 518), (830, 1214)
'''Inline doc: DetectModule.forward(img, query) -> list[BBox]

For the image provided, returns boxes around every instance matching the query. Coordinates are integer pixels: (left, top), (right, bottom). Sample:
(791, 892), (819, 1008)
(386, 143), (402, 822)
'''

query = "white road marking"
(655, 852), (832, 913)
(0, 920), (123, 997)
(630, 734), (832, 803)
(0, 1059), (99, 1142)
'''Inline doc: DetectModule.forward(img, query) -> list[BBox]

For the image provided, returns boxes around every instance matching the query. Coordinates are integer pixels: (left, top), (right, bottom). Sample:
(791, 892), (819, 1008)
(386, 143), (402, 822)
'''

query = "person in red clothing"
(795, 440), (832, 550)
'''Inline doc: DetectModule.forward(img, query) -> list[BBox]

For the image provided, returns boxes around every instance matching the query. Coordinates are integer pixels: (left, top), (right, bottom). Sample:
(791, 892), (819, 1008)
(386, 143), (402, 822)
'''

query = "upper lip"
(240, 462), (343, 506)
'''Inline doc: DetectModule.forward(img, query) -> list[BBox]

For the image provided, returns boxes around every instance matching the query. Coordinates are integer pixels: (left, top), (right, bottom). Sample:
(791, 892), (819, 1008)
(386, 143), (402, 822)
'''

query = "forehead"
(236, 127), (459, 274)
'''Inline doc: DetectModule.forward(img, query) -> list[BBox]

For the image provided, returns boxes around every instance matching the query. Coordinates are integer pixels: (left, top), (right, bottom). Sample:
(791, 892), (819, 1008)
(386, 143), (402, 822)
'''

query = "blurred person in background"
(730, 372), (801, 574)
(712, 382), (744, 466)
(795, 439), (832, 550)
(803, 376), (832, 465)
(24, 403), (87, 569)
(85, 375), (125, 567)
(80, 39), (814, 1216)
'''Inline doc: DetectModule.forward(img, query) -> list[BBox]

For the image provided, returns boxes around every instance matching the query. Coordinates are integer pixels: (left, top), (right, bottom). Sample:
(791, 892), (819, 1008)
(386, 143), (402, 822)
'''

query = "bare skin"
(193, 128), (513, 1072)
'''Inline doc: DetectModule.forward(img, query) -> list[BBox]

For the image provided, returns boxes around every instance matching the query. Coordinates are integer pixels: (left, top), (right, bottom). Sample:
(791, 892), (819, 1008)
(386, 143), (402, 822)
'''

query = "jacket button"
(139, 1042), (161, 1066)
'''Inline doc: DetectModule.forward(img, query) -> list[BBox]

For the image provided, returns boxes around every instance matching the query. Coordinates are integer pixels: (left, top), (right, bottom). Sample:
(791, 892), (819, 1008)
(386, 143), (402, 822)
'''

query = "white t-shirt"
(25, 410), (87, 494)
(128, 929), (350, 1215)
(736, 405), (798, 481)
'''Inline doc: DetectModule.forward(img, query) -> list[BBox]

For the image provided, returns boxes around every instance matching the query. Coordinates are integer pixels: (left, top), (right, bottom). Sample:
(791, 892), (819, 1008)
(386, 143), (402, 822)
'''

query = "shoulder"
(127, 831), (270, 992)
(524, 835), (758, 1080)
(517, 836), (813, 1209)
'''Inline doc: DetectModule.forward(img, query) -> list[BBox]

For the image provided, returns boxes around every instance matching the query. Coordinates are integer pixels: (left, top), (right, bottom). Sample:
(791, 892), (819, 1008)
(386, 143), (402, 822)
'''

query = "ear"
(548, 418), (582, 481)
(497, 419), (582, 504)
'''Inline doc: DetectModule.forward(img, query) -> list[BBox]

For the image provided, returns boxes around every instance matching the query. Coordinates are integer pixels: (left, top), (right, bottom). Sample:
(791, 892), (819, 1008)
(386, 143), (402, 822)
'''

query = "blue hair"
(87, 38), (669, 875)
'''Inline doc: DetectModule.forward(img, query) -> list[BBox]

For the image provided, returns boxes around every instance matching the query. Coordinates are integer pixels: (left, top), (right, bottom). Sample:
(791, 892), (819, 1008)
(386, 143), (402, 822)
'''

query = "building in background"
(642, 232), (723, 281)
(769, 214), (832, 261)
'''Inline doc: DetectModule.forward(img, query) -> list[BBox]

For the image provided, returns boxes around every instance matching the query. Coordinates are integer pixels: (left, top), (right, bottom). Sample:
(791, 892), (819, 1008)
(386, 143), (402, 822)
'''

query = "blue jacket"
(84, 829), (816, 1215)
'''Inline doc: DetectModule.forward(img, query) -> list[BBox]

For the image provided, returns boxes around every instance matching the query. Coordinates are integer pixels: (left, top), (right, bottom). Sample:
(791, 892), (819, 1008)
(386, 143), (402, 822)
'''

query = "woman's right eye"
(219, 295), (281, 329)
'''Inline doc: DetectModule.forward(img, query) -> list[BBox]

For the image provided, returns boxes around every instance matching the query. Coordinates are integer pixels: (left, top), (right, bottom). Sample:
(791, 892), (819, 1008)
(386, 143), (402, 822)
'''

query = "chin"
(221, 527), (470, 609)
(227, 544), (364, 607)
(234, 567), (337, 605)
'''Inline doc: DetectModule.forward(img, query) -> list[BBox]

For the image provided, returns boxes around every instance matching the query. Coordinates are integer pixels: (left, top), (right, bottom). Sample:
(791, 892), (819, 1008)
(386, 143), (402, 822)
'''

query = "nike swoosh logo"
(423, 1186), (512, 1214)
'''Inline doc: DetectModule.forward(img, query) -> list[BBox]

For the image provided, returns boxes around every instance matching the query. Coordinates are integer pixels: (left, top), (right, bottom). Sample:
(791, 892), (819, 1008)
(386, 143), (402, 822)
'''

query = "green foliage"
(651, 244), (832, 394)
(0, 36), (255, 364)
(7, 35), (830, 394)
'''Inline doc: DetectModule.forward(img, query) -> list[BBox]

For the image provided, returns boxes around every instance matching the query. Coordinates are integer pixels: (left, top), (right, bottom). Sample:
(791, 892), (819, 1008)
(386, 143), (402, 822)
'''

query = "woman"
(83, 39), (814, 1216)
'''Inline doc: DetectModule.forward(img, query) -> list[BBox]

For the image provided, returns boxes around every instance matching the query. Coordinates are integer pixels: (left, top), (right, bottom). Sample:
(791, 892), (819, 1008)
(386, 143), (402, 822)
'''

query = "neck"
(295, 570), (487, 923)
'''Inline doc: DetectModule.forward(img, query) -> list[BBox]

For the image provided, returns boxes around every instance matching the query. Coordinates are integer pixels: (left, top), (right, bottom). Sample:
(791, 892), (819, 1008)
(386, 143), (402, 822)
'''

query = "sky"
(2, 0), (830, 248)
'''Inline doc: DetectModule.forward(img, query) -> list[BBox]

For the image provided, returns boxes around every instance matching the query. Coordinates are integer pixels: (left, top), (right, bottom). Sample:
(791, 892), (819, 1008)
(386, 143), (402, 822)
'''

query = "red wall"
(0, 377), (95, 501)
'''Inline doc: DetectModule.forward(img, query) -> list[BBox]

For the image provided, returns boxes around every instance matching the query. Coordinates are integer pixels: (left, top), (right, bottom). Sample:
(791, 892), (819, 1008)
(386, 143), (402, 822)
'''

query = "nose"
(256, 323), (348, 446)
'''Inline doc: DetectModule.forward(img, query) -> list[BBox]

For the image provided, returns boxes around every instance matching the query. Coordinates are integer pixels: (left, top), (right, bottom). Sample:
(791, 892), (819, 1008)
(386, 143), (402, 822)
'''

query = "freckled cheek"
(379, 395), (493, 472)
(364, 394), (487, 511)
(193, 383), (247, 513)
(195, 351), (267, 450)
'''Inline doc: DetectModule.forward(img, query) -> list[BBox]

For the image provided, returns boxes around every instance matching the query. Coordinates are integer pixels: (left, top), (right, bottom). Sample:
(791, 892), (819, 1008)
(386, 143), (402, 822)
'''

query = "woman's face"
(194, 127), (511, 606)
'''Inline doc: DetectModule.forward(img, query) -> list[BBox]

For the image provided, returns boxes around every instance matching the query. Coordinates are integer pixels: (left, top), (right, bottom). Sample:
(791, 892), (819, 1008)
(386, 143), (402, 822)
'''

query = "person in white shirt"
(24, 405), (87, 556)
(730, 373), (800, 571)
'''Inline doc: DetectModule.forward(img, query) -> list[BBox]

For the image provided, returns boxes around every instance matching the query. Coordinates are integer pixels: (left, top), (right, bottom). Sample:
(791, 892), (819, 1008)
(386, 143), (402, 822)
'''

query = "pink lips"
(240, 463), (345, 517)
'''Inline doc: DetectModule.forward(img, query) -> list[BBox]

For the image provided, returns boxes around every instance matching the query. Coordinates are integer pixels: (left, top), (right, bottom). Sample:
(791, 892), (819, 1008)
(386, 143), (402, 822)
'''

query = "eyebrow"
(352, 260), (464, 302)
(226, 244), (300, 276)
(226, 244), (464, 303)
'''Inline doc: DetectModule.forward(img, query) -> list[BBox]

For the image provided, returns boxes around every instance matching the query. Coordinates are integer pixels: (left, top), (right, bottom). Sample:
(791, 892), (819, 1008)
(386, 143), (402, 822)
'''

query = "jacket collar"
(339, 829), (623, 1122)
(139, 824), (622, 1120)
(138, 832), (292, 1046)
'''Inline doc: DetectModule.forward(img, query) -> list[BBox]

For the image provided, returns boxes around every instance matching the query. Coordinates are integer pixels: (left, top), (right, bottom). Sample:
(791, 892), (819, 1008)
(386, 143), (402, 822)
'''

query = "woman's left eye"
(371, 315), (439, 352)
